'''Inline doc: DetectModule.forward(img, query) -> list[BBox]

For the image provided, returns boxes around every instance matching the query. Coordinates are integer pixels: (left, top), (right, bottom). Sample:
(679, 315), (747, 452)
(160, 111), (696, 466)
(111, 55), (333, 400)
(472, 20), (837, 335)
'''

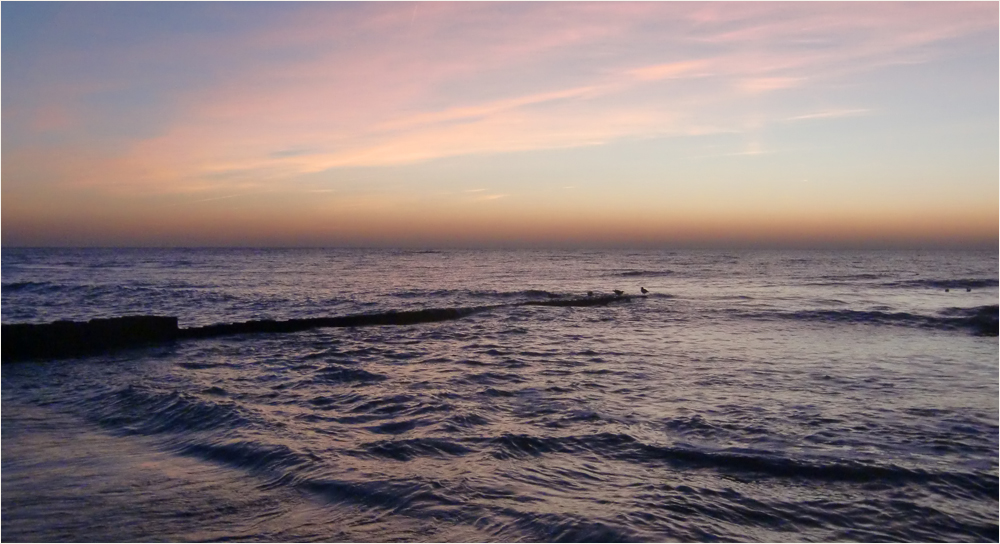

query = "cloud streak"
(3, 2), (997, 246)
(785, 109), (873, 121)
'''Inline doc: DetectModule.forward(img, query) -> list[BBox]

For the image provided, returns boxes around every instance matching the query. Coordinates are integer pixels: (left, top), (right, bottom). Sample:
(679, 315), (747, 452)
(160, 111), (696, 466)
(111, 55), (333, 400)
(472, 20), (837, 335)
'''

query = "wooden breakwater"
(1, 295), (632, 362)
(1, 316), (180, 361)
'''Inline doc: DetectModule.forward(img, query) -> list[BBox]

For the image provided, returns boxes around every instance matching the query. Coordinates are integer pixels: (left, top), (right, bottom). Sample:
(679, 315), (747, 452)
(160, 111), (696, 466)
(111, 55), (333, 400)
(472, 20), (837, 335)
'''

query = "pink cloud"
(738, 77), (804, 93)
(10, 2), (996, 198)
(785, 109), (872, 121)
(628, 60), (714, 82)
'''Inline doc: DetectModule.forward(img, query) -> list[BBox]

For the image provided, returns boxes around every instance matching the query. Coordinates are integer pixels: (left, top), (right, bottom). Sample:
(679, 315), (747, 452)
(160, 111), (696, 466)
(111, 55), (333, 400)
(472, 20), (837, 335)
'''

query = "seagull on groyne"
(640, 287), (649, 294)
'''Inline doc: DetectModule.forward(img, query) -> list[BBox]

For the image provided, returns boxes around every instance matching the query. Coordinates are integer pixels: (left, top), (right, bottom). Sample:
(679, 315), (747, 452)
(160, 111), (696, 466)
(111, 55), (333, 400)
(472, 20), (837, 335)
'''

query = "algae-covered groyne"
(1, 294), (633, 362)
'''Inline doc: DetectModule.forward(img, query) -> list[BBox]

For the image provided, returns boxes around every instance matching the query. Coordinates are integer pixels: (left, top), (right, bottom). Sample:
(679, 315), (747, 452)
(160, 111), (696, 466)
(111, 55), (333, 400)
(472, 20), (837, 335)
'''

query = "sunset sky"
(3, 2), (997, 248)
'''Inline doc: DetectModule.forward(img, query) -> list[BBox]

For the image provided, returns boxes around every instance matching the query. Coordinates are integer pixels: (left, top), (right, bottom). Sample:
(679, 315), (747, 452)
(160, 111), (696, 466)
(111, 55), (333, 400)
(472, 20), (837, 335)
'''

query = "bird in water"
(613, 289), (624, 296)
(640, 287), (649, 294)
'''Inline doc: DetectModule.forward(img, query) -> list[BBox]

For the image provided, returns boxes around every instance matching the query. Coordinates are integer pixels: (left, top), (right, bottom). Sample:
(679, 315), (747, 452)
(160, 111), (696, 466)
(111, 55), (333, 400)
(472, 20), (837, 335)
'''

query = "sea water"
(2, 248), (997, 541)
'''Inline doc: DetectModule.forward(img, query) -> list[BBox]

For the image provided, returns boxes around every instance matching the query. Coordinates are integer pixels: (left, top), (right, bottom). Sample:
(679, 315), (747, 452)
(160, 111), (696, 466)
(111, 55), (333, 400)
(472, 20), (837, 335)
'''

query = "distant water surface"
(2, 248), (997, 541)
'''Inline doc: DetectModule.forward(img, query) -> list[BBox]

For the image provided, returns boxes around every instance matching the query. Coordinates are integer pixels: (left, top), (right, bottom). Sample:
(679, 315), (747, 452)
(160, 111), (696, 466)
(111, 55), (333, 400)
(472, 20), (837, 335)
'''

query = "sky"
(2, 2), (997, 248)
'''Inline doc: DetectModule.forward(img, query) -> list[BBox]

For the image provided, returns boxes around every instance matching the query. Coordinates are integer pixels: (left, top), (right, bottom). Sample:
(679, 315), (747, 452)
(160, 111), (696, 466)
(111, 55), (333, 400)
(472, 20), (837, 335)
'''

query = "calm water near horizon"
(2, 248), (997, 542)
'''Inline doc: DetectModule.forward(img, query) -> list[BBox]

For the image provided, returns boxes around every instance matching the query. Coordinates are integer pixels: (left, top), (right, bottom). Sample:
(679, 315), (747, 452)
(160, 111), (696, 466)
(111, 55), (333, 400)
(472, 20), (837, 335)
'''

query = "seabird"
(613, 289), (624, 296)
(967, 288), (972, 292)
(945, 288), (950, 292)
(587, 291), (594, 297)
(640, 287), (649, 294)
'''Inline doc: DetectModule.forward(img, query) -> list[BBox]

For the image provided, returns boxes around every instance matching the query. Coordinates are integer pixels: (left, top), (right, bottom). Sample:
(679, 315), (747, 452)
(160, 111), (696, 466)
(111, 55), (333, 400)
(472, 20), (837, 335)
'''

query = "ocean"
(1, 248), (997, 542)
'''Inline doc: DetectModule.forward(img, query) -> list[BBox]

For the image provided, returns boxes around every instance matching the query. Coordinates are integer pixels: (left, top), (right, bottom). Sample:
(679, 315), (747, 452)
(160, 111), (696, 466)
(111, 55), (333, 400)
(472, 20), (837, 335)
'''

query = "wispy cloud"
(379, 86), (600, 132)
(193, 194), (242, 203)
(4, 2), (996, 206)
(785, 109), (873, 121)
(628, 60), (713, 81)
(738, 77), (804, 93)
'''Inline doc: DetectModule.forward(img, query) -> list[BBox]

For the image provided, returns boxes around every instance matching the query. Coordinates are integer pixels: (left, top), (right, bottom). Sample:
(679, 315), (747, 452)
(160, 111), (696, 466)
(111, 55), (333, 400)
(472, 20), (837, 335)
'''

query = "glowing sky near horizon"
(2, 2), (997, 248)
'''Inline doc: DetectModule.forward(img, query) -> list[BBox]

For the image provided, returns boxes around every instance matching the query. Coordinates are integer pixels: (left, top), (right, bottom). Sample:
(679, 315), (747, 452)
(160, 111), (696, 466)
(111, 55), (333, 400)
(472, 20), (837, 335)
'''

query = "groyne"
(1, 295), (632, 362)
(2, 316), (180, 361)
